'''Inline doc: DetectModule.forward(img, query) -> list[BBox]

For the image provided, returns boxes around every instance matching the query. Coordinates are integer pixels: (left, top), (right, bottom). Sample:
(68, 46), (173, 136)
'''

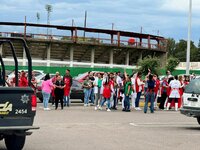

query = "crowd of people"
(81, 70), (194, 113)
(0, 68), (196, 113)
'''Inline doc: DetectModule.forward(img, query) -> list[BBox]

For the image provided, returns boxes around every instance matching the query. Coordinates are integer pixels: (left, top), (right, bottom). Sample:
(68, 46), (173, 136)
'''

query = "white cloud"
(160, 0), (200, 13)
(0, 0), (199, 43)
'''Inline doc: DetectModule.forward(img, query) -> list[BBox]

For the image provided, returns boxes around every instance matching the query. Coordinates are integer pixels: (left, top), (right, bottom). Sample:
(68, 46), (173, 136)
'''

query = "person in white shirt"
(93, 73), (99, 110)
(135, 72), (145, 110)
(131, 74), (137, 109)
(116, 71), (123, 107)
(166, 75), (181, 111)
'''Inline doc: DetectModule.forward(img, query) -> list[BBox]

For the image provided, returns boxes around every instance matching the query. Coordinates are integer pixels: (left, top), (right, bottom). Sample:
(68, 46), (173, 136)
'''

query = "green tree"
(138, 57), (160, 75)
(166, 38), (176, 57)
(166, 57), (180, 72)
(173, 39), (198, 62)
(197, 39), (200, 61)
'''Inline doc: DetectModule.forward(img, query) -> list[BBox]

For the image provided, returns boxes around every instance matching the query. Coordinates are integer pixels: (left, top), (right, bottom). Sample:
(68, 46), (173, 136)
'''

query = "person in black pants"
(54, 75), (65, 110)
(159, 77), (169, 110)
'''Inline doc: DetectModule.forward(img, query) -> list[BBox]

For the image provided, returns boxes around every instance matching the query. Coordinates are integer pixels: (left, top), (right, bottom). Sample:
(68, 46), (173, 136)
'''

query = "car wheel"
(197, 117), (200, 125)
(5, 134), (26, 150)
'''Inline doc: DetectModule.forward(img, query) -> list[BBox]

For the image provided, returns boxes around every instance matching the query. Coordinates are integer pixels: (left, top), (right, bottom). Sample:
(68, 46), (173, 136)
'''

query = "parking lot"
(0, 103), (200, 150)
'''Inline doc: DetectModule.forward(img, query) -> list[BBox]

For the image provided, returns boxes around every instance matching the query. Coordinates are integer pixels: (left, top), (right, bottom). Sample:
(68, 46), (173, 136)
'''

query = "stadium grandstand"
(0, 22), (167, 74)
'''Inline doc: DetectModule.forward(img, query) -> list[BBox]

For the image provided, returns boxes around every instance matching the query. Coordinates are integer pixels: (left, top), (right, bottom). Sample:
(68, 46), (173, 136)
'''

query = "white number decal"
(15, 109), (27, 114)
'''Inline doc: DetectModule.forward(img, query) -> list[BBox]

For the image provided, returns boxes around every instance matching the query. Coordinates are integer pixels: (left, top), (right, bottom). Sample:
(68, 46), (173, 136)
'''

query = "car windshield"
(75, 73), (88, 80)
(72, 80), (82, 88)
(185, 78), (200, 94)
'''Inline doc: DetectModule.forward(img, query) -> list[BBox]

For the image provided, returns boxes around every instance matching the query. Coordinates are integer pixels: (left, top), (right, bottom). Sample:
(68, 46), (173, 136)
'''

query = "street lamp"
(186, 0), (192, 75)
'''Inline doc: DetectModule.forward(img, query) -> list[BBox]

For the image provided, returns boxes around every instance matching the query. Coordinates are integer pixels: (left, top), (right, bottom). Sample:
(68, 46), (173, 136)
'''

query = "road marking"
(129, 123), (137, 126)
(129, 122), (198, 127)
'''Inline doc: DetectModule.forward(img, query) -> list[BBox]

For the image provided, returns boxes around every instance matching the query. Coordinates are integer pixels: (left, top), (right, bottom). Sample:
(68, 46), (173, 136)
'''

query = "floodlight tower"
(45, 4), (53, 37)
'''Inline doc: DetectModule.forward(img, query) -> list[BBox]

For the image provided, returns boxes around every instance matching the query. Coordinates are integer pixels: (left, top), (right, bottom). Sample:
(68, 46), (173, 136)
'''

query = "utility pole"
(45, 4), (53, 38)
(72, 19), (74, 27)
(83, 11), (87, 39)
(157, 30), (159, 36)
(140, 27), (143, 33)
(186, 0), (192, 75)
(112, 23), (114, 30)
(24, 16), (27, 39)
(36, 12), (40, 24)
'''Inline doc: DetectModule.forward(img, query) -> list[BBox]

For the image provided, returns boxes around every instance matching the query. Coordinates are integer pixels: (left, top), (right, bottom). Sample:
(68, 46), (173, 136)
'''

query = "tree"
(166, 38), (176, 57)
(197, 39), (200, 61)
(138, 57), (160, 75)
(166, 57), (180, 72)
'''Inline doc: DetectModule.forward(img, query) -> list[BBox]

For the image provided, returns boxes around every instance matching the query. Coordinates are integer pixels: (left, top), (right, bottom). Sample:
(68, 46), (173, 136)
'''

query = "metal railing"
(0, 31), (166, 51)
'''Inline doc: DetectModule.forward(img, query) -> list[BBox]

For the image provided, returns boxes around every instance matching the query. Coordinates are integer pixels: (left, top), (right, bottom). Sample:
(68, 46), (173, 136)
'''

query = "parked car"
(74, 71), (104, 83)
(36, 73), (56, 83)
(36, 79), (84, 102)
(181, 78), (200, 125)
(8, 69), (44, 81)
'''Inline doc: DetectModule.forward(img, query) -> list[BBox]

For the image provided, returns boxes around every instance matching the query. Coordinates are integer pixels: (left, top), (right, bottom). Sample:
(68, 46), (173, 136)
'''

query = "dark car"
(36, 79), (84, 102)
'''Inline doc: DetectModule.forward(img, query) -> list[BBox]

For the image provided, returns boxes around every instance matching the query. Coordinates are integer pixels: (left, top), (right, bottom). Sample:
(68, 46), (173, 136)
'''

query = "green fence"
(4, 65), (200, 77)
(4, 66), (134, 77)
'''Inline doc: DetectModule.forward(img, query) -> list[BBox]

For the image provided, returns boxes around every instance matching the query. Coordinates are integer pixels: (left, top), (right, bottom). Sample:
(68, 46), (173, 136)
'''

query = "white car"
(181, 78), (200, 124)
(8, 70), (44, 81)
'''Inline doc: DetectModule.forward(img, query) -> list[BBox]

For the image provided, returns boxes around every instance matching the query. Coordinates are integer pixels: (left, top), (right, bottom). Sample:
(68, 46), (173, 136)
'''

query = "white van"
(181, 78), (200, 124)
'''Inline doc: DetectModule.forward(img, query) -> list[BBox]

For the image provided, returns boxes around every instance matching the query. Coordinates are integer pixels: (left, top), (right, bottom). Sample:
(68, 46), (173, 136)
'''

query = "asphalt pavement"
(0, 102), (200, 150)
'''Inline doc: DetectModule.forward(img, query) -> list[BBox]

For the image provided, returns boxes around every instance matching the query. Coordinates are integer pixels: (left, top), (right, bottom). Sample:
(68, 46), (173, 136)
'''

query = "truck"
(181, 77), (200, 125)
(0, 37), (39, 150)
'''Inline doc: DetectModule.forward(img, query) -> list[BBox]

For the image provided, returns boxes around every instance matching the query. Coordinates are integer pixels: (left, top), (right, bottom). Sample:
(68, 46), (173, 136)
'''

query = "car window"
(72, 80), (81, 88)
(33, 71), (43, 77)
(185, 79), (200, 94)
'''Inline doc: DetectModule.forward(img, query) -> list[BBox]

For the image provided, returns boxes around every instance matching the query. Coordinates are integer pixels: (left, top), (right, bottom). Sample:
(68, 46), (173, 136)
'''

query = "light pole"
(45, 4), (53, 37)
(186, 0), (192, 75)
(36, 12), (40, 34)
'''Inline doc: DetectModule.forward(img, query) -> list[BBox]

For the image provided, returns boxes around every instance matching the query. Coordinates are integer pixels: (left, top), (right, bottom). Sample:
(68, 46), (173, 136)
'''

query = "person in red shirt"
(159, 77), (169, 110)
(63, 69), (73, 107)
(153, 74), (160, 108)
(178, 75), (184, 108)
(31, 71), (37, 94)
(99, 79), (112, 112)
(19, 71), (28, 87)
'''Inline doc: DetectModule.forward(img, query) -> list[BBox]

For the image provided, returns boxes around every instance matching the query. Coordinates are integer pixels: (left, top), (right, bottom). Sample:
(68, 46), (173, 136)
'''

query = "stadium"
(0, 22), (167, 76)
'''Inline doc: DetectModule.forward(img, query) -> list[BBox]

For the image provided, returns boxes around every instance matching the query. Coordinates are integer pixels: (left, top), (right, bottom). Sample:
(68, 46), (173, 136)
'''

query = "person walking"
(41, 74), (54, 110)
(63, 69), (73, 107)
(166, 75), (181, 111)
(99, 79), (112, 112)
(54, 75), (65, 110)
(144, 74), (155, 113)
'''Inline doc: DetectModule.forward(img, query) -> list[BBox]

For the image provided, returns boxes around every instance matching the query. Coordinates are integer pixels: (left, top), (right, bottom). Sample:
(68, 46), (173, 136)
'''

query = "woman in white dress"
(166, 75), (181, 111)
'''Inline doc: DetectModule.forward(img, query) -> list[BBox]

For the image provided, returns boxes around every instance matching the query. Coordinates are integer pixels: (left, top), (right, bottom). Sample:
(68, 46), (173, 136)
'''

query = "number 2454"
(15, 109), (27, 114)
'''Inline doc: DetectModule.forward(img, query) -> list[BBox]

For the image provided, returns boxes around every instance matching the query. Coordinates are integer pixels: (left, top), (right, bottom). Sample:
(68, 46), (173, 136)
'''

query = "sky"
(0, 0), (200, 45)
